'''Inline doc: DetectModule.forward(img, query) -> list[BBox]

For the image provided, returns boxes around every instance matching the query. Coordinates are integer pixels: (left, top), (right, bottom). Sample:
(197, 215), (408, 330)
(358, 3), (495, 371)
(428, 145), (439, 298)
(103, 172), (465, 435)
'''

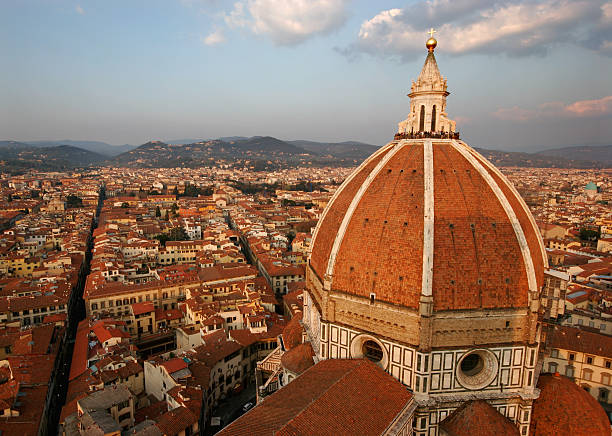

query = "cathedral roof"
(309, 139), (547, 311)
(530, 373), (610, 436)
(439, 400), (519, 436)
(281, 311), (303, 351)
(280, 342), (314, 375)
(217, 359), (412, 436)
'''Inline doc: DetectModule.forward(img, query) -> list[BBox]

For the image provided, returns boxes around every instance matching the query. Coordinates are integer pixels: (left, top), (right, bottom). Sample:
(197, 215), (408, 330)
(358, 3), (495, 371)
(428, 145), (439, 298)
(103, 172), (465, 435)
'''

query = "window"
(565, 365), (575, 378)
(431, 105), (437, 131)
(569, 353), (575, 361)
(601, 373), (610, 386)
(598, 388), (609, 402)
(362, 340), (383, 363)
(583, 368), (593, 381)
(586, 356), (593, 365)
(606, 360), (611, 369)
(461, 354), (484, 376)
(550, 349), (559, 358)
(419, 105), (425, 132)
(548, 362), (558, 373)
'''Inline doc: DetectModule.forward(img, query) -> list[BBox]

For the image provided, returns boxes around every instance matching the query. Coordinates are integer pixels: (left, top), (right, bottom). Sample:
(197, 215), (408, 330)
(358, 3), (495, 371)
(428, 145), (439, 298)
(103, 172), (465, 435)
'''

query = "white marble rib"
(325, 141), (407, 279)
(450, 140), (537, 291)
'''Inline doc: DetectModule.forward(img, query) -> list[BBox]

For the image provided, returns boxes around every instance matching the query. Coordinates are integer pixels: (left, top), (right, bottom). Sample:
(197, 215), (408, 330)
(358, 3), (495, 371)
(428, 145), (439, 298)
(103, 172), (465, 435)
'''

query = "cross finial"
(428, 28), (436, 38)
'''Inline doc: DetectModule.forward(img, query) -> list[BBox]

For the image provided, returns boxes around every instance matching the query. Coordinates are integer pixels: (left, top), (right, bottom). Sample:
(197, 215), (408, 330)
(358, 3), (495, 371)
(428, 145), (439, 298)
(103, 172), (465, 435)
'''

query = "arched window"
(362, 340), (383, 363)
(419, 105), (425, 132)
(431, 105), (437, 132)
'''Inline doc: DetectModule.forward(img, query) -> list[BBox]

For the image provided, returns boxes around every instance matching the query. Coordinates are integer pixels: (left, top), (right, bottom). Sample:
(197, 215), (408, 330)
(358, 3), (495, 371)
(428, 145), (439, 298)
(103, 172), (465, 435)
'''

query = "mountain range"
(1, 138), (611, 173)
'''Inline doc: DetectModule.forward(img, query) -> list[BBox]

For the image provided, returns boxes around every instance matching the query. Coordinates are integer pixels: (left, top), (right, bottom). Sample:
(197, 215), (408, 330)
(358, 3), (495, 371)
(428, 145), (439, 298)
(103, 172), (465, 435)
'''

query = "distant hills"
(0, 141), (106, 172)
(1, 137), (611, 172)
(537, 144), (612, 167)
(23, 140), (135, 157)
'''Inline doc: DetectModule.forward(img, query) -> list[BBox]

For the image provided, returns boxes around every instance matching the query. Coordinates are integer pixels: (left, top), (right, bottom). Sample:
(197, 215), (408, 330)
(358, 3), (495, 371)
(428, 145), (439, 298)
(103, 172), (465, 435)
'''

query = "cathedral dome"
(530, 374), (610, 435)
(309, 138), (546, 311)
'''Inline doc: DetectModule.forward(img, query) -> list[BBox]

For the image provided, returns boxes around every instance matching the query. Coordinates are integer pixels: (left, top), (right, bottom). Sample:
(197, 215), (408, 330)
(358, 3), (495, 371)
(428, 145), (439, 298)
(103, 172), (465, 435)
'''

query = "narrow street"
(205, 383), (257, 435)
(43, 185), (104, 435)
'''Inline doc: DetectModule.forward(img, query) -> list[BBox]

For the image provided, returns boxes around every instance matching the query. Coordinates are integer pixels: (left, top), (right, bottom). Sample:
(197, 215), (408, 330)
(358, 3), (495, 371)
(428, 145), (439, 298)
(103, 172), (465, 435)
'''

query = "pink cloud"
(494, 96), (612, 121)
(564, 95), (612, 116)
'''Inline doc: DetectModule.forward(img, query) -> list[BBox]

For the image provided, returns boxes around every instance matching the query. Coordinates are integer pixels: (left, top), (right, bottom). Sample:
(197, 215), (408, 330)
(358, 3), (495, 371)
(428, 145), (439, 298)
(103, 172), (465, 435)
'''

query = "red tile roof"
(217, 359), (413, 436)
(131, 301), (155, 315)
(439, 400), (519, 436)
(530, 374), (609, 436)
(281, 311), (303, 351)
(309, 141), (545, 311)
(547, 324), (612, 359)
(280, 342), (314, 375)
(161, 357), (189, 374)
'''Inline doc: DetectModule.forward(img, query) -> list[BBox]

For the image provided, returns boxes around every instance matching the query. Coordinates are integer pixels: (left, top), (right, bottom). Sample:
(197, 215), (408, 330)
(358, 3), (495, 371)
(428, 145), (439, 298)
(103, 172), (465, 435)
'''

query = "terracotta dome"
(281, 342), (315, 375)
(309, 139), (547, 311)
(281, 312), (303, 351)
(530, 374), (610, 435)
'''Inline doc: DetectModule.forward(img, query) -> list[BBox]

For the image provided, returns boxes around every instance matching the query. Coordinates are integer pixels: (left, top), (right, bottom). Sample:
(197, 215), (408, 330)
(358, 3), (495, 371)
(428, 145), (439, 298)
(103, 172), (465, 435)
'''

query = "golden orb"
(426, 37), (437, 52)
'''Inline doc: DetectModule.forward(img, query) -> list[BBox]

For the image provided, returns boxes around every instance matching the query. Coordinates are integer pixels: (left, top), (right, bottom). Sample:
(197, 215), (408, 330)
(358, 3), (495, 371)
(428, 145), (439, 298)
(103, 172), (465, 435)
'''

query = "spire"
(416, 51), (444, 91)
(396, 29), (457, 136)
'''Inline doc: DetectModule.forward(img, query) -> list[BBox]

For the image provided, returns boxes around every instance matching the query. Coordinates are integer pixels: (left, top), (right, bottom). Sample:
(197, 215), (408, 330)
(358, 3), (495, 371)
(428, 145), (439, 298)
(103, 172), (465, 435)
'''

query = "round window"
(456, 349), (498, 390)
(460, 353), (484, 376)
(362, 340), (383, 363)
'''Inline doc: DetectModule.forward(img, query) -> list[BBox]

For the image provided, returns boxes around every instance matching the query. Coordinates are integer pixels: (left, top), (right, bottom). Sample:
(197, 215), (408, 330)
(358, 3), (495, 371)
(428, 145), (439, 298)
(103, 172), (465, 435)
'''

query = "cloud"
(494, 96), (612, 121)
(224, 0), (350, 45)
(75, 4), (84, 15)
(202, 29), (226, 46)
(348, 0), (612, 59)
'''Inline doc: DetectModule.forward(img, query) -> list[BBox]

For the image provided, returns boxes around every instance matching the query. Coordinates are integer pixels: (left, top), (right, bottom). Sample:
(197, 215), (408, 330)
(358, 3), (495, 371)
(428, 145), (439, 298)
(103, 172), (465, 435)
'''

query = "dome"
(282, 312), (303, 350)
(309, 139), (547, 311)
(530, 374), (610, 435)
(585, 182), (597, 190)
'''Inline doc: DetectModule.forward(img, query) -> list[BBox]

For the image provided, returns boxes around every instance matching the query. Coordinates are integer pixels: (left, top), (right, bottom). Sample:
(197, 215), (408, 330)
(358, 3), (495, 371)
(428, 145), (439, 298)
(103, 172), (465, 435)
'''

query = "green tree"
(66, 195), (83, 208)
(579, 228), (600, 241)
(121, 202), (129, 208)
(155, 206), (161, 217)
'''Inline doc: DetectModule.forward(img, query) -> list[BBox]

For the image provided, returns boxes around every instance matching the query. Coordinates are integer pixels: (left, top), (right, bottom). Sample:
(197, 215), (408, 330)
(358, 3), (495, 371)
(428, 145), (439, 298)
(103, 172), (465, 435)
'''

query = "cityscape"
(1, 1), (612, 436)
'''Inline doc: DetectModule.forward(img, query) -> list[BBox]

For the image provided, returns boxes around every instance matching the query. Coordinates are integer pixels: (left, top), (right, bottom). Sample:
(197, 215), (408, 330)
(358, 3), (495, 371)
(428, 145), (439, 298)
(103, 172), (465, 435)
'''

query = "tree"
(121, 202), (129, 208)
(155, 206), (161, 217)
(579, 228), (600, 241)
(31, 189), (39, 198)
(183, 184), (200, 198)
(154, 227), (188, 246)
(66, 195), (83, 208)
(7, 194), (12, 202)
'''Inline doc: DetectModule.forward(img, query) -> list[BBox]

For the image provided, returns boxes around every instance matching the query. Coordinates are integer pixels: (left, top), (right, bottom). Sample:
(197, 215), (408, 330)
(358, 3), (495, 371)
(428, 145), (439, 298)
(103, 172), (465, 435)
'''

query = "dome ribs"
(466, 145), (547, 289)
(433, 141), (529, 310)
(332, 141), (425, 308)
(309, 144), (392, 280)
(308, 137), (544, 313)
(325, 142), (407, 280)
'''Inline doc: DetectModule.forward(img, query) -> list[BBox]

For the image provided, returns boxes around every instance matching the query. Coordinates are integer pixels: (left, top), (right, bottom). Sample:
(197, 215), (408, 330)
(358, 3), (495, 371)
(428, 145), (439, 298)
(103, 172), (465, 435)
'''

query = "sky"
(1, 0), (612, 152)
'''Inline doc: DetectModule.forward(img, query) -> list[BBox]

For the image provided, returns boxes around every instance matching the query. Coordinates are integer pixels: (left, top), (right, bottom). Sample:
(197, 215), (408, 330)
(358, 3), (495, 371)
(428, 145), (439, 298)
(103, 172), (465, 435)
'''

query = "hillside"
(2, 137), (610, 171)
(25, 140), (135, 156)
(475, 148), (604, 169)
(289, 140), (379, 159)
(536, 144), (612, 166)
(109, 137), (323, 169)
(0, 143), (106, 173)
